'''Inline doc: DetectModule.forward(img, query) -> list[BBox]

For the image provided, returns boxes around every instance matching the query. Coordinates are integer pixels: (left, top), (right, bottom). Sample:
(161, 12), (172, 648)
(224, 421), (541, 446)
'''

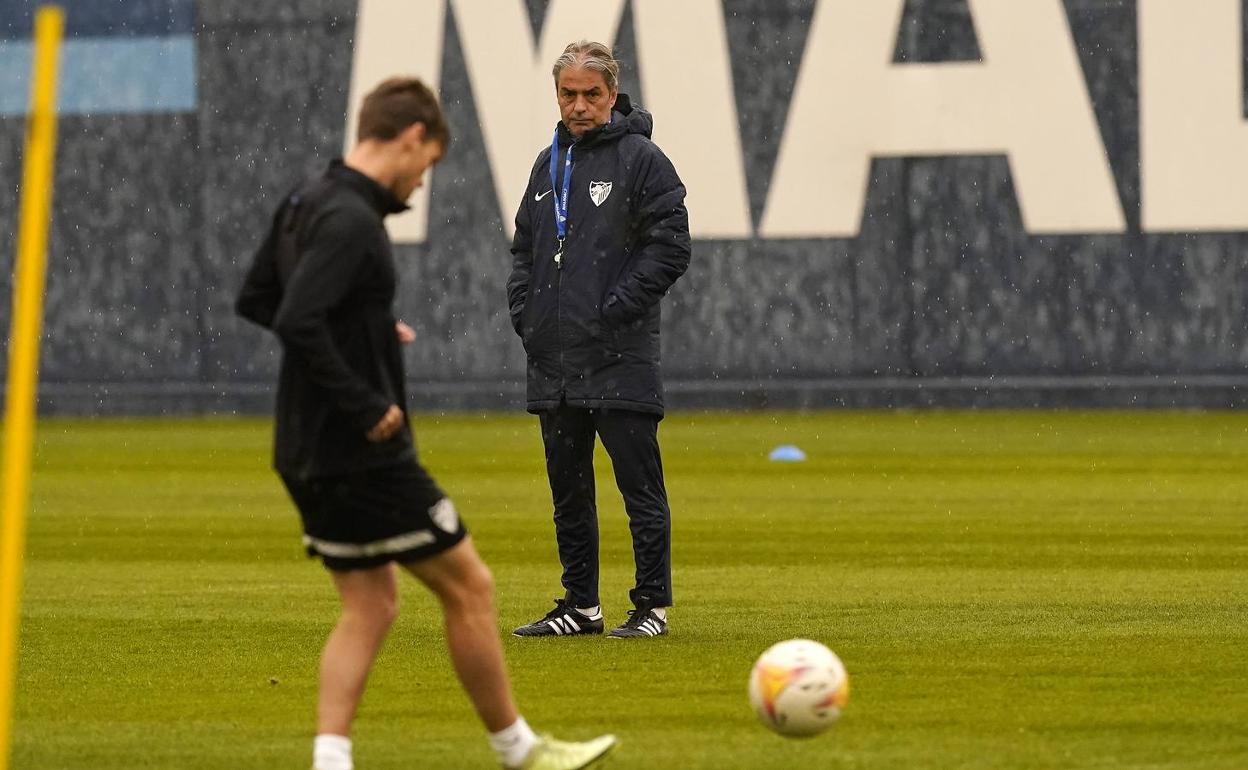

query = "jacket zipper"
(554, 144), (570, 400)
(556, 251), (566, 398)
(559, 258), (571, 399)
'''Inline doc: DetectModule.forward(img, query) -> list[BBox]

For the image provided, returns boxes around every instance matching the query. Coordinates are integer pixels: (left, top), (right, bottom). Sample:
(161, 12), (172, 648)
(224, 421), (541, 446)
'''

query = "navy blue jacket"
(508, 94), (692, 416)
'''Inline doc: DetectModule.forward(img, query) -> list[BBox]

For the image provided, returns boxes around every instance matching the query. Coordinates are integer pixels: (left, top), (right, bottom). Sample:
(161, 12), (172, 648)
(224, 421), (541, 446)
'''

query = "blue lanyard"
(549, 130), (573, 248)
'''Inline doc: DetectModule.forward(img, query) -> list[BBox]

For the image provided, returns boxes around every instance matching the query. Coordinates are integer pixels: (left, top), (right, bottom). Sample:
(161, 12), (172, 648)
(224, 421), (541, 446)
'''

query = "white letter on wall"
(1140, 0), (1248, 231)
(345, 0), (446, 243)
(760, 0), (1125, 238)
(633, 0), (752, 238)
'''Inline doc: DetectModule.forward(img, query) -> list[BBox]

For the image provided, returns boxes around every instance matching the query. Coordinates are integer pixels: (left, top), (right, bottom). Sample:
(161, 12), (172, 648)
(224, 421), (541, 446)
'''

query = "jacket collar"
(326, 159), (410, 216)
(555, 92), (652, 149)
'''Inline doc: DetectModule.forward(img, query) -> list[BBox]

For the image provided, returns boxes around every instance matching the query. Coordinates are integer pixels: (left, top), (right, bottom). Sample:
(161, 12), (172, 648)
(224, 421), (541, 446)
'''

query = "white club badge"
(589, 181), (613, 207)
(429, 498), (460, 533)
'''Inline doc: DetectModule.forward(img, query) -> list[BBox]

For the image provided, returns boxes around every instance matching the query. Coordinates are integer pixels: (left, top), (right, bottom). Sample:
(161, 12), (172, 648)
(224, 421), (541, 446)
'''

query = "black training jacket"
(508, 94), (692, 416)
(236, 161), (415, 480)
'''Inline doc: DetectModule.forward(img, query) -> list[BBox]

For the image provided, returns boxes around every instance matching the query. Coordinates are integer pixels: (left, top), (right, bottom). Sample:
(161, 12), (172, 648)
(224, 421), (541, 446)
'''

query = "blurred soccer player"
(508, 42), (691, 639)
(236, 77), (615, 770)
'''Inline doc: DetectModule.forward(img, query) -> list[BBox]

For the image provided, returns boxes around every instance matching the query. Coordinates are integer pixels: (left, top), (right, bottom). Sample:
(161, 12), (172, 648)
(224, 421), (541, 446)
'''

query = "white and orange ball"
(748, 639), (850, 737)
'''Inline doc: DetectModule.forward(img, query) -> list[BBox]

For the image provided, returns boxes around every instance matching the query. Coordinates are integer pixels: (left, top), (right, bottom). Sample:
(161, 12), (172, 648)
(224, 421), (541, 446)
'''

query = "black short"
(280, 462), (468, 571)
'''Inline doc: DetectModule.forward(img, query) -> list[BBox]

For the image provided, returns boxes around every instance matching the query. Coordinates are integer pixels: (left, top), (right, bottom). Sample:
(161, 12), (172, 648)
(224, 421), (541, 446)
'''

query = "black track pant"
(539, 403), (672, 609)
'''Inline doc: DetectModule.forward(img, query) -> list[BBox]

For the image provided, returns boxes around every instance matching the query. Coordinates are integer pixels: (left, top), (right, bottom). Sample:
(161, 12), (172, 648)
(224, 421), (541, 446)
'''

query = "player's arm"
(235, 204), (288, 329)
(271, 209), (395, 436)
(507, 154), (546, 337)
(602, 148), (692, 328)
(507, 220), (533, 337)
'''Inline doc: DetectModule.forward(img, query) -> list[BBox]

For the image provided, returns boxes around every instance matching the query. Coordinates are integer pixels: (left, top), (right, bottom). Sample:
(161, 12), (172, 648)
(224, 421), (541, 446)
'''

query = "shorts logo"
(589, 181), (612, 207)
(430, 498), (459, 533)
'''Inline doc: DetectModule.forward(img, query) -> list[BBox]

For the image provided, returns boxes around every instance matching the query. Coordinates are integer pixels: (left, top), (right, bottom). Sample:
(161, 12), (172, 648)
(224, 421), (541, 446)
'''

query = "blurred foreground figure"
(236, 76), (616, 770)
(508, 41), (691, 640)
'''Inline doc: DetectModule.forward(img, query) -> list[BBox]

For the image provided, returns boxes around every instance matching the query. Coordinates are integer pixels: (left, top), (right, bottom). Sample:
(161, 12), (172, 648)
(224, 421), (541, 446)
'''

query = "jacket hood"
(556, 93), (652, 147)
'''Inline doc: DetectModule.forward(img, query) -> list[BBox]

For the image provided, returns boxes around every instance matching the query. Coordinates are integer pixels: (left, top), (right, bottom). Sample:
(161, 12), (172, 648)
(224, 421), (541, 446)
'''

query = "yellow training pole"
(0, 6), (64, 768)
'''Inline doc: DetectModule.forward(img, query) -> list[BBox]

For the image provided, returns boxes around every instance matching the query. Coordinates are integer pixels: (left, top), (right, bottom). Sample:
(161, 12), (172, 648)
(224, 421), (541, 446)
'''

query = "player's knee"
(445, 560), (494, 610)
(460, 561), (495, 606)
(344, 593), (399, 629)
(378, 594), (401, 627)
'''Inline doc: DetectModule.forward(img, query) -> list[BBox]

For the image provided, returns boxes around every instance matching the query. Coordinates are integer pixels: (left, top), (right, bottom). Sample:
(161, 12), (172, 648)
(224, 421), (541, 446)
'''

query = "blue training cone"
(769, 445), (807, 462)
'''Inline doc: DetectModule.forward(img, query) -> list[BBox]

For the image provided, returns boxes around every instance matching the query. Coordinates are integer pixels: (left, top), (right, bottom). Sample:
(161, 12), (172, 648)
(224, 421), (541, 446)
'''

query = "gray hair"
(552, 40), (619, 93)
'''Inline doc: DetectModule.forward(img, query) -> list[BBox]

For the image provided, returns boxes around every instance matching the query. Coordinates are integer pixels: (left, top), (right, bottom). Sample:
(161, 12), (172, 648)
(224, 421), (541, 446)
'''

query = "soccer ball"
(748, 639), (849, 737)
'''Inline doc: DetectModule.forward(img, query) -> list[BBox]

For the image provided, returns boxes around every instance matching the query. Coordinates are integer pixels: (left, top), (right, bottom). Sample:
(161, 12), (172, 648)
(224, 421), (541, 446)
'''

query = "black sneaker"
(606, 608), (667, 638)
(513, 599), (604, 637)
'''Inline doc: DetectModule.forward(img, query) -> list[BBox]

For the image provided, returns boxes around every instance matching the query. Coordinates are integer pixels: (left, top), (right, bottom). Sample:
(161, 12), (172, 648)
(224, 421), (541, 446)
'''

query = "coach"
(508, 41), (691, 640)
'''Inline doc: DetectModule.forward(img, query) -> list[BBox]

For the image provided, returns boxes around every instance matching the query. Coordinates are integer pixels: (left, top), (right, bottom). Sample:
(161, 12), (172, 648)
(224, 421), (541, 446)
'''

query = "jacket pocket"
(594, 311), (622, 359)
(519, 293), (543, 348)
(521, 298), (559, 357)
(605, 327), (623, 359)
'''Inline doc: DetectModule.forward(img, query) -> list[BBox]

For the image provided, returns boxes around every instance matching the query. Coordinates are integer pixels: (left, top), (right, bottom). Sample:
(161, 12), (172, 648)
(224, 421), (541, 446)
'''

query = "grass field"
(11, 411), (1248, 769)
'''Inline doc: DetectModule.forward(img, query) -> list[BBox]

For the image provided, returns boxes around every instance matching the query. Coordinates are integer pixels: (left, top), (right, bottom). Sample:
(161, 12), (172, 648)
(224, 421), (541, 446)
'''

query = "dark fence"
(1, 0), (1245, 413)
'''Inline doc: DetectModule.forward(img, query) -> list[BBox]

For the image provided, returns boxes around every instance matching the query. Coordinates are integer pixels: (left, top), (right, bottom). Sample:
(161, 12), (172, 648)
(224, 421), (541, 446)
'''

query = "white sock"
(313, 734), (353, 770)
(490, 716), (539, 769)
(652, 607), (667, 621)
(576, 605), (602, 619)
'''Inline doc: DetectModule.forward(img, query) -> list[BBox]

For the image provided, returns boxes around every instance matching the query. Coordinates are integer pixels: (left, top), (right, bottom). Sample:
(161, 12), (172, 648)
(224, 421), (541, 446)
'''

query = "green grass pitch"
(12, 410), (1248, 769)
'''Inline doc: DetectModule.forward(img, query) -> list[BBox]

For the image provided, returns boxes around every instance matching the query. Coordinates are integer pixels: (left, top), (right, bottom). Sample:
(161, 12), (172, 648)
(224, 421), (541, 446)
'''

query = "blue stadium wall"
(0, 0), (1245, 413)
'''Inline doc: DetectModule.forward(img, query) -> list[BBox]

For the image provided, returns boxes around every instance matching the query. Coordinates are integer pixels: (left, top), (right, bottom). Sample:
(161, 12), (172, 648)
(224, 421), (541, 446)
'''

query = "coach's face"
(557, 66), (616, 138)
